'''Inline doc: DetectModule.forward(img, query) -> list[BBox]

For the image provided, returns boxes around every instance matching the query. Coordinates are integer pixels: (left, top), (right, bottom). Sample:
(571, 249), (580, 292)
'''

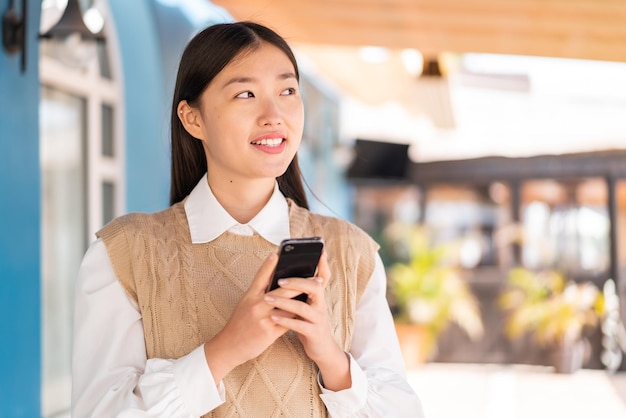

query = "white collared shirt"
(184, 176), (290, 244)
(71, 175), (424, 418)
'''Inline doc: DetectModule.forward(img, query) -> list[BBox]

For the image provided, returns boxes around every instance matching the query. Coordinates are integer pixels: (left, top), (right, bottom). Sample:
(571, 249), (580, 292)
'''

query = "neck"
(207, 175), (275, 224)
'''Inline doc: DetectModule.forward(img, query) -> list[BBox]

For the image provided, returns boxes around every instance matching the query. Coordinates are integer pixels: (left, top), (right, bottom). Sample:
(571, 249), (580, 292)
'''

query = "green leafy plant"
(386, 224), (484, 358)
(499, 268), (605, 347)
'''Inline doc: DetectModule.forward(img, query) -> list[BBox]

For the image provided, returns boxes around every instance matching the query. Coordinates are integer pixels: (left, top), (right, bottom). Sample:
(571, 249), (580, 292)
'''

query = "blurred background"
(1, 0), (626, 416)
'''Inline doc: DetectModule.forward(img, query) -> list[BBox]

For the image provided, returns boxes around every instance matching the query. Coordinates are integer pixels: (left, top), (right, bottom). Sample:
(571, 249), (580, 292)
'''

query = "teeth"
(252, 138), (283, 146)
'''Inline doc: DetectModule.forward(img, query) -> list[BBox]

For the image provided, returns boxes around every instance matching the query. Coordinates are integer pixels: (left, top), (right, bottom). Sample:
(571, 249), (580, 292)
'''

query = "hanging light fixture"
(415, 55), (456, 129)
(40, 0), (104, 42)
(2, 0), (106, 73)
(40, 0), (105, 68)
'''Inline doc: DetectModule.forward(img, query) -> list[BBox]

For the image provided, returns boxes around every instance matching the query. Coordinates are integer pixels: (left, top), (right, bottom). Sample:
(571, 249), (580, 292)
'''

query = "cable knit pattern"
(97, 199), (379, 417)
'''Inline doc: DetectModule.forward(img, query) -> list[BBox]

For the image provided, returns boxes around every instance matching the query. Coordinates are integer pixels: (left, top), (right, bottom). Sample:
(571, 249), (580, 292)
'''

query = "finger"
(250, 252), (278, 294)
(267, 283), (307, 300)
(316, 251), (332, 287)
(273, 277), (324, 300)
(269, 315), (312, 335)
(266, 307), (297, 320)
(266, 295), (313, 319)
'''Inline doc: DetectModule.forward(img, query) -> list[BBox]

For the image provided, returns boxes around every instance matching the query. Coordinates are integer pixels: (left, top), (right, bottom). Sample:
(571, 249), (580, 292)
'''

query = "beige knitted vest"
(97, 199), (378, 417)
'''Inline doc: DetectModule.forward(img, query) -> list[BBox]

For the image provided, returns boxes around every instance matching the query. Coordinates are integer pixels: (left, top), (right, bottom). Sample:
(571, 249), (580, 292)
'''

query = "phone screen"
(267, 237), (324, 302)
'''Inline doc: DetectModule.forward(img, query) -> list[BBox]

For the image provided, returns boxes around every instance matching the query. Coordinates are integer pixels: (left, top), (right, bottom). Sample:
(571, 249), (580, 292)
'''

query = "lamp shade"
(40, 0), (104, 42)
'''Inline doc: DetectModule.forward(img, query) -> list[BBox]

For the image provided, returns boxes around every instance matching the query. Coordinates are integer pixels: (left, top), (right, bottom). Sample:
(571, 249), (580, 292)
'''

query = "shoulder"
(288, 199), (379, 252)
(97, 202), (186, 240)
(315, 212), (374, 244)
(93, 202), (188, 301)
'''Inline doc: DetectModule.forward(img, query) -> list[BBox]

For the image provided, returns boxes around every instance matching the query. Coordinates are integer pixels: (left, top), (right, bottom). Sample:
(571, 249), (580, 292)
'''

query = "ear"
(177, 101), (206, 140)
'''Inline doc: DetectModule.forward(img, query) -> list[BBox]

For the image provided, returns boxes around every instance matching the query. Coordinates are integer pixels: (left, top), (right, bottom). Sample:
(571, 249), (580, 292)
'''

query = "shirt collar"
(184, 173), (290, 245)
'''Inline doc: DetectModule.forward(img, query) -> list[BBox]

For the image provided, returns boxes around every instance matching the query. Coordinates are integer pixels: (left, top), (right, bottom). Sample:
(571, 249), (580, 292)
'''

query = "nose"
(259, 97), (283, 126)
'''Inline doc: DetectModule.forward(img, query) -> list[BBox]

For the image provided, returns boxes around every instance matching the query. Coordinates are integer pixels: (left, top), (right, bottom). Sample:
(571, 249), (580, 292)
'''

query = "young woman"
(72, 22), (424, 417)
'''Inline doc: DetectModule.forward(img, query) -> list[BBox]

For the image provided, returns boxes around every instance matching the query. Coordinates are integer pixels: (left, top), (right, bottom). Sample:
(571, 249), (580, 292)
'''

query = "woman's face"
(182, 42), (304, 188)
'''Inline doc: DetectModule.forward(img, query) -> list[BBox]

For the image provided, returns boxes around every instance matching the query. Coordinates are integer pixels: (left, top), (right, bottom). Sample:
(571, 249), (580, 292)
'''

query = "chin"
(263, 159), (293, 173)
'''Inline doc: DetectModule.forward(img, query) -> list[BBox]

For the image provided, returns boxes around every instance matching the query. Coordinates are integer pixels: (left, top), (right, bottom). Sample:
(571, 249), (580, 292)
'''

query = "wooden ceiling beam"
(212, 0), (626, 61)
(256, 1), (626, 29)
(286, 23), (625, 61)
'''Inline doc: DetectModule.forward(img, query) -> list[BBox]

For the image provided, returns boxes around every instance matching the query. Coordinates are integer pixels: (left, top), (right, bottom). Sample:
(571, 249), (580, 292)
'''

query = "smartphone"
(266, 237), (324, 302)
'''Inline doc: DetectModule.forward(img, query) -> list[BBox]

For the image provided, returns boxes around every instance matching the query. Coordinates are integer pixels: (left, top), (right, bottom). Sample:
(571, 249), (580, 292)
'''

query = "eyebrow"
(222, 72), (297, 88)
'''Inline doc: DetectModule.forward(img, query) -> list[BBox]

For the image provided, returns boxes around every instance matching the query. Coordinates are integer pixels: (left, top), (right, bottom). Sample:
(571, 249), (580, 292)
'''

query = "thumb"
(250, 252), (278, 294)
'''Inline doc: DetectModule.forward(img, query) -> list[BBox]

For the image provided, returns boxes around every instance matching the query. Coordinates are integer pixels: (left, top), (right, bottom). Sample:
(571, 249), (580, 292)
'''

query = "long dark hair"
(169, 21), (309, 209)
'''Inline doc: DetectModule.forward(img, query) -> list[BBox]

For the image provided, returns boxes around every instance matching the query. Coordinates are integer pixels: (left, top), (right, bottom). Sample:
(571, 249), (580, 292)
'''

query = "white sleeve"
(71, 238), (225, 418)
(319, 253), (425, 418)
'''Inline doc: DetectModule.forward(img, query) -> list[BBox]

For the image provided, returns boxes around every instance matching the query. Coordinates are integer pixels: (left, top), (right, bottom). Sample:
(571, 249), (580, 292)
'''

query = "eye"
(280, 87), (297, 96)
(236, 91), (254, 99)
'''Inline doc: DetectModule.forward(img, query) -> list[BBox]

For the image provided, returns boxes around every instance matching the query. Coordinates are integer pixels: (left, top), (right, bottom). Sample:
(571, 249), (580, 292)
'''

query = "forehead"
(219, 42), (295, 78)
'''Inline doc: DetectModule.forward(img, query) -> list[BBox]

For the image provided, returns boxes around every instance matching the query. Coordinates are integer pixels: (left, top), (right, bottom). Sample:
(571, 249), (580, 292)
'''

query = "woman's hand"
(263, 252), (352, 391)
(203, 252), (295, 384)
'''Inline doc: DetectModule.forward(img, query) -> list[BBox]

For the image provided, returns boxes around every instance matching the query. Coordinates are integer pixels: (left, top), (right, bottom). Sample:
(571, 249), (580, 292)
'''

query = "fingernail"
(277, 279), (288, 286)
(315, 277), (323, 283)
(271, 315), (281, 322)
(264, 295), (275, 303)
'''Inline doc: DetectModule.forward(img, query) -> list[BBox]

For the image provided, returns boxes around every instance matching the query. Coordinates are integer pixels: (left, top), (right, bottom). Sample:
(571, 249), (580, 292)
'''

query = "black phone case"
(267, 237), (324, 302)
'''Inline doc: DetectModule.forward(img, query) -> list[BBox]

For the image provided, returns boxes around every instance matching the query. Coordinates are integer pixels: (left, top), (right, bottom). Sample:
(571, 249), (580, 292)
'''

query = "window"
(40, 1), (124, 415)
(424, 184), (502, 269)
(520, 178), (609, 278)
(40, 87), (87, 416)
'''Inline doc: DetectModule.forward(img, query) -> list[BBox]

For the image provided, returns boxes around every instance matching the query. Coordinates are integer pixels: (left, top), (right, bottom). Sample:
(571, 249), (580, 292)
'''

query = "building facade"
(0, 1), (348, 416)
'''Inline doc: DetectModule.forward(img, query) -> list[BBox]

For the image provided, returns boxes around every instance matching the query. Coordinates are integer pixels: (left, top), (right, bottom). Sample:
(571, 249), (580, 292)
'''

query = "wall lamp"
(2, 0), (27, 71)
(2, 0), (105, 74)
